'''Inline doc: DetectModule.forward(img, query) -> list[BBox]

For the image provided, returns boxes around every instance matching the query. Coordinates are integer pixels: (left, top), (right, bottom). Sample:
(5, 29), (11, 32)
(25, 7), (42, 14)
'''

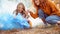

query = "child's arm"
(23, 11), (29, 18)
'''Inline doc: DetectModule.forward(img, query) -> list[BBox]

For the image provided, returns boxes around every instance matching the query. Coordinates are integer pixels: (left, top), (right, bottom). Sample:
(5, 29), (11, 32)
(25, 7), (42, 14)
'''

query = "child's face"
(17, 5), (24, 13)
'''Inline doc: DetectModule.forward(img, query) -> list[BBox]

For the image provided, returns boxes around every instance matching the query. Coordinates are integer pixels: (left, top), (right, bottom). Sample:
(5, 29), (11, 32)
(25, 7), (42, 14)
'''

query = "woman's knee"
(45, 15), (59, 24)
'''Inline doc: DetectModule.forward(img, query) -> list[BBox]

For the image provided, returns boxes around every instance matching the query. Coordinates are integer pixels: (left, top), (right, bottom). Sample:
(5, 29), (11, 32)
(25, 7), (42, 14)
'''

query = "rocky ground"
(0, 25), (60, 34)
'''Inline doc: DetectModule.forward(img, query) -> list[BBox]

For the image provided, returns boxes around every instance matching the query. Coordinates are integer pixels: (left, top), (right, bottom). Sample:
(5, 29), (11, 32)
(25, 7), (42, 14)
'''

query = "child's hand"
(27, 10), (31, 13)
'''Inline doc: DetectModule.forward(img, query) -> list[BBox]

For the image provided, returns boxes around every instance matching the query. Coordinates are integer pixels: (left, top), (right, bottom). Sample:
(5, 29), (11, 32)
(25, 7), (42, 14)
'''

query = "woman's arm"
(29, 10), (38, 19)
(49, 1), (60, 16)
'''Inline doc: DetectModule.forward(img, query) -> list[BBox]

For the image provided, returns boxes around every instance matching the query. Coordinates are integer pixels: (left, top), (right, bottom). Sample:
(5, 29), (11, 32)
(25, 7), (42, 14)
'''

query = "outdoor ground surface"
(0, 25), (60, 34)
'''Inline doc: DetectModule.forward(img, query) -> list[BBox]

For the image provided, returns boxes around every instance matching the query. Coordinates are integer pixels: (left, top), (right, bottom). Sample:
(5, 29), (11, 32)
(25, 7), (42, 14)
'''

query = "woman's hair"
(32, 0), (60, 16)
(15, 3), (25, 15)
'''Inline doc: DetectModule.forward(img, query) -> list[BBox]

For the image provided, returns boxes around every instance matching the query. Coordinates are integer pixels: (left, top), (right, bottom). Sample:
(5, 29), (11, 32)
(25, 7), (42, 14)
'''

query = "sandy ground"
(0, 25), (60, 34)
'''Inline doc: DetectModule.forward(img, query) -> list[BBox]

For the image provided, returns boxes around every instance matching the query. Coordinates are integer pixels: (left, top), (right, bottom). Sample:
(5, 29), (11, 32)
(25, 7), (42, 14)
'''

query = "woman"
(29, 0), (60, 26)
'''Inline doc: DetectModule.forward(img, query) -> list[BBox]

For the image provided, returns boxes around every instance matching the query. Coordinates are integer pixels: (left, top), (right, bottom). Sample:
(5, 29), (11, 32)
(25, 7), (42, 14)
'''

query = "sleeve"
(49, 1), (60, 16)
(30, 10), (38, 19)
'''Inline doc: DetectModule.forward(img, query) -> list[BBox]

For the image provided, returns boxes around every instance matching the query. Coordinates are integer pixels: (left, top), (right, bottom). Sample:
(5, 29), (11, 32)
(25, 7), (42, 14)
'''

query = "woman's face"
(34, 0), (40, 6)
(17, 5), (24, 13)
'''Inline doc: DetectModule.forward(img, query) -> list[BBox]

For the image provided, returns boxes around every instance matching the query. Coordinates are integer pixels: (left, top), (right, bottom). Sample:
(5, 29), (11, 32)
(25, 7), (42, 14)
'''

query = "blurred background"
(0, 0), (60, 15)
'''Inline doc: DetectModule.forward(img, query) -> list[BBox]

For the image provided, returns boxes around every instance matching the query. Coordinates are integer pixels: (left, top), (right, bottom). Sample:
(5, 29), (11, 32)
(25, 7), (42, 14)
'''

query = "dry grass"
(0, 25), (60, 34)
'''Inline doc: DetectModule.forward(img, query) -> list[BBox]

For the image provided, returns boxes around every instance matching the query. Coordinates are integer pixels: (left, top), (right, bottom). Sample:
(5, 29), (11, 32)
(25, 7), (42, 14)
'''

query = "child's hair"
(15, 3), (25, 15)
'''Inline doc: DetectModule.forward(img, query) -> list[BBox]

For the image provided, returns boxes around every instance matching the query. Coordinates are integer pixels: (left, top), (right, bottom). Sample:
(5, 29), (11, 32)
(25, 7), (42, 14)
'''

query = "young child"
(13, 3), (32, 28)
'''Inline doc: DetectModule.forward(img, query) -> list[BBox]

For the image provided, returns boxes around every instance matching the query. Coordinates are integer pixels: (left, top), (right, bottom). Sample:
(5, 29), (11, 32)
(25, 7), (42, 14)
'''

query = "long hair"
(15, 3), (25, 15)
(32, 0), (60, 16)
